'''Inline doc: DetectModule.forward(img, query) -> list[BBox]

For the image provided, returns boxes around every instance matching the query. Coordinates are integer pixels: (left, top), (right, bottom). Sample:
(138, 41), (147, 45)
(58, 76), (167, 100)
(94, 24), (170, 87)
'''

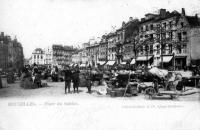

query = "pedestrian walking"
(64, 66), (72, 94)
(85, 69), (92, 94)
(72, 67), (80, 93)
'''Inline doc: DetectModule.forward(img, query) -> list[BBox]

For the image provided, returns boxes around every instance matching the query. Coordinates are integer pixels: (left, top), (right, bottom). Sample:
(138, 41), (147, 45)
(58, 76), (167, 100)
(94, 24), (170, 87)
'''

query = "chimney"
(195, 13), (198, 19)
(129, 17), (133, 22)
(182, 8), (185, 16)
(160, 9), (166, 18)
(122, 21), (126, 26)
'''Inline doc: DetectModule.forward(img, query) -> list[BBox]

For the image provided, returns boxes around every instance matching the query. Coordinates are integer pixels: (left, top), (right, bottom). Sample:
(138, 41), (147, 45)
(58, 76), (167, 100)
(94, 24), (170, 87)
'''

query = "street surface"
(0, 81), (200, 130)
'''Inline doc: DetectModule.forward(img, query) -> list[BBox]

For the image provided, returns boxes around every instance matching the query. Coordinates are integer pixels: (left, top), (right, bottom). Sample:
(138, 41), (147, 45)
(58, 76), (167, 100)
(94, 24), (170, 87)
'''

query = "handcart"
(144, 67), (183, 99)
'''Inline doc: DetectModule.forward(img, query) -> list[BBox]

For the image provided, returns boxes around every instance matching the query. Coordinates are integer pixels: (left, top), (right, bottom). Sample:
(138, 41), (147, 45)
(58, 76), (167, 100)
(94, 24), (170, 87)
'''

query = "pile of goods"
(106, 71), (138, 97)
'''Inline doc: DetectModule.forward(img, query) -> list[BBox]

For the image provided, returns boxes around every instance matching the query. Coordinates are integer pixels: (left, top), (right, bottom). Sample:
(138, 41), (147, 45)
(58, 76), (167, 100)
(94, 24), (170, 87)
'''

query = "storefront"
(105, 61), (116, 70)
(175, 56), (187, 70)
(162, 56), (173, 70)
(97, 61), (106, 70)
(136, 56), (153, 66)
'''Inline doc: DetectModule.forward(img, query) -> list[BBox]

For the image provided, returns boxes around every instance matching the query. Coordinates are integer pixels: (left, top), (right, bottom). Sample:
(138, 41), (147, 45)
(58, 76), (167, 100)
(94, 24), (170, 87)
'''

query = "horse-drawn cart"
(144, 67), (183, 100)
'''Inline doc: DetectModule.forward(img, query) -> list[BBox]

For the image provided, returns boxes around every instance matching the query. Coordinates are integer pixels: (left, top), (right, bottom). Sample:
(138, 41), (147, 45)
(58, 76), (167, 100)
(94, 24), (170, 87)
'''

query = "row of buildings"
(29, 45), (79, 68)
(0, 32), (24, 72)
(75, 8), (200, 70)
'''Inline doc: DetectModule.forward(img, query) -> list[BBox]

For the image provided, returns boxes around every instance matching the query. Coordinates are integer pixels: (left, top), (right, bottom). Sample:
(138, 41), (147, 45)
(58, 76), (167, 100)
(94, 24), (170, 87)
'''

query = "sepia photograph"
(0, 0), (200, 130)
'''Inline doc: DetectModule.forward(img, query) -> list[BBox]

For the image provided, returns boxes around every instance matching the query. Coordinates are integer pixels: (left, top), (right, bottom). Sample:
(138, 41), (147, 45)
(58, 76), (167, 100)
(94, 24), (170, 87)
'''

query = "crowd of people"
(18, 63), (96, 93)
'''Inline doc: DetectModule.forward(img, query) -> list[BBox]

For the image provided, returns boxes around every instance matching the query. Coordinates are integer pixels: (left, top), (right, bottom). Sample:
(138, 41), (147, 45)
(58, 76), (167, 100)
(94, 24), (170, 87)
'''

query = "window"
(178, 33), (182, 41)
(146, 25), (148, 31)
(183, 32), (187, 41)
(34, 55), (36, 59)
(141, 27), (143, 32)
(161, 45), (166, 54)
(150, 45), (153, 54)
(140, 46), (143, 55)
(37, 55), (39, 59)
(145, 45), (149, 54)
(182, 45), (187, 53)
(169, 31), (173, 40)
(168, 44), (172, 54)
(181, 22), (184, 28)
(163, 22), (166, 29)
(157, 45), (160, 54)
(169, 21), (172, 28)
(157, 34), (160, 41)
(177, 45), (182, 54)
(41, 55), (43, 59)
(150, 34), (153, 41)
(162, 33), (166, 40)
(150, 24), (154, 30)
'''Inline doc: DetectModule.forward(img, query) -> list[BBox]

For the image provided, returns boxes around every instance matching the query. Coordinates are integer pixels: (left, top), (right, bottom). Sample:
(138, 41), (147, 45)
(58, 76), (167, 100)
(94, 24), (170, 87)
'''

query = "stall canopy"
(106, 61), (115, 66)
(136, 56), (152, 61)
(69, 64), (74, 67)
(80, 64), (86, 67)
(130, 59), (136, 64)
(149, 67), (168, 78)
(120, 62), (126, 65)
(162, 56), (173, 63)
(97, 61), (106, 65)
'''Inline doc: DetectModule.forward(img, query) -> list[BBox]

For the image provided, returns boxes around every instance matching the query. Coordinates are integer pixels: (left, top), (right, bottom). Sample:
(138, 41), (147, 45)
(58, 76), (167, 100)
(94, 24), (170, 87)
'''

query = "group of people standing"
(64, 66), (80, 94)
(64, 66), (93, 94)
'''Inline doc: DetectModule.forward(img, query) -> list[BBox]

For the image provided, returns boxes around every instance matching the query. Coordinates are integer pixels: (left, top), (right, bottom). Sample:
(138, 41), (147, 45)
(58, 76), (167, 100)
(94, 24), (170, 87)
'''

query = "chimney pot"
(160, 9), (166, 18)
(122, 21), (126, 26)
(182, 8), (186, 15)
(129, 17), (133, 22)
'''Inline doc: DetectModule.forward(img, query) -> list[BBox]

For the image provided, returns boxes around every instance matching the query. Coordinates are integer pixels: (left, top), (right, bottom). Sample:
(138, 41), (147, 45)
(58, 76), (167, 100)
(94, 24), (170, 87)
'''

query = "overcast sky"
(0, 0), (200, 58)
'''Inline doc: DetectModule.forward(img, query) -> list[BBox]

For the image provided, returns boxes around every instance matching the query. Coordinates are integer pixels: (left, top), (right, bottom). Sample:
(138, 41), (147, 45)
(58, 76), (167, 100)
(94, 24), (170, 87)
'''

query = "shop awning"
(120, 62), (126, 65)
(97, 61), (106, 65)
(130, 59), (136, 64)
(136, 56), (152, 61)
(80, 64), (86, 67)
(162, 56), (173, 63)
(106, 61), (115, 66)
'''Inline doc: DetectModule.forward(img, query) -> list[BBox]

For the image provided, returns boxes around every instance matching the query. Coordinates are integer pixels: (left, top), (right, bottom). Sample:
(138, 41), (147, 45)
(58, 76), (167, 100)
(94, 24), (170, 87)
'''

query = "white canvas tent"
(149, 67), (168, 78)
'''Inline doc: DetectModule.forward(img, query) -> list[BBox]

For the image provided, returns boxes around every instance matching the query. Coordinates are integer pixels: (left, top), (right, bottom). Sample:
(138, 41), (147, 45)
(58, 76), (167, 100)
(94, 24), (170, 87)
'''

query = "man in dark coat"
(64, 66), (72, 94)
(85, 69), (93, 94)
(72, 67), (80, 93)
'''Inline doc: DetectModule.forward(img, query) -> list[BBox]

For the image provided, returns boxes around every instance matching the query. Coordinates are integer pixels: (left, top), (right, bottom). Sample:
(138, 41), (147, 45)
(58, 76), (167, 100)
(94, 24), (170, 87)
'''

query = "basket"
(110, 91), (116, 97)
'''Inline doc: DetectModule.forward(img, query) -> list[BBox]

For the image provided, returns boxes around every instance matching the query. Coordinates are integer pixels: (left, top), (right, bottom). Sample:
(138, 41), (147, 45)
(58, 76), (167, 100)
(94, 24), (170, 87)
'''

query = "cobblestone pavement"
(0, 81), (199, 130)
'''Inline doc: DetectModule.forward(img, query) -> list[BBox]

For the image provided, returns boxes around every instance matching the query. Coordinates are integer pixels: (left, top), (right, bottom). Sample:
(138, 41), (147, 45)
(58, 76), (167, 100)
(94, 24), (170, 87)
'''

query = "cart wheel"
(145, 87), (156, 99)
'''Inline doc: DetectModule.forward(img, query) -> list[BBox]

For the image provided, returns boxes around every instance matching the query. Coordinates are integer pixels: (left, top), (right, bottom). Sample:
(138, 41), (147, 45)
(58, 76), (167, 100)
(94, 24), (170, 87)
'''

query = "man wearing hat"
(64, 66), (72, 94)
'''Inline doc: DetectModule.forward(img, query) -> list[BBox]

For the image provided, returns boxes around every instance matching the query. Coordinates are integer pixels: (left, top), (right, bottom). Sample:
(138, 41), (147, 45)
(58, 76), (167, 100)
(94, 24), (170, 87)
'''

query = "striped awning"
(130, 59), (136, 64)
(97, 61), (106, 65)
(136, 56), (152, 61)
(120, 62), (126, 65)
(162, 56), (173, 63)
(106, 61), (115, 66)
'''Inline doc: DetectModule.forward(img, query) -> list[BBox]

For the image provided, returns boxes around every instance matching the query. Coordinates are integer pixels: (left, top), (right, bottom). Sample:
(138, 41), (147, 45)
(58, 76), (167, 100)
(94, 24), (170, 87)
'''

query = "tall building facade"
(0, 32), (24, 71)
(52, 44), (77, 68)
(30, 48), (45, 65)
